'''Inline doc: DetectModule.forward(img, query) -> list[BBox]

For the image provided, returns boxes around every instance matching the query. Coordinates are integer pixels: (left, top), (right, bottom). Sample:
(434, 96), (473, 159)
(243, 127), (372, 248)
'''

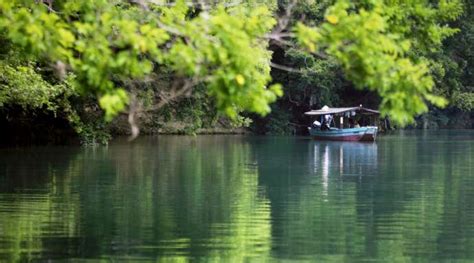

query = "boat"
(304, 105), (380, 142)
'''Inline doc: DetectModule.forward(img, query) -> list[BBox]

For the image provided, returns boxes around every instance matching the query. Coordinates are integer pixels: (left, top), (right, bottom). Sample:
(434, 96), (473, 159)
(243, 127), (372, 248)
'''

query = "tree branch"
(140, 77), (202, 113)
(270, 62), (304, 74)
(127, 93), (141, 141)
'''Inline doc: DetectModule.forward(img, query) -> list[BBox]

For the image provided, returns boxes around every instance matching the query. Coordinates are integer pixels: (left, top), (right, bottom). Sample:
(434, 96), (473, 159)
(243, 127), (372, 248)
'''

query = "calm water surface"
(0, 131), (473, 262)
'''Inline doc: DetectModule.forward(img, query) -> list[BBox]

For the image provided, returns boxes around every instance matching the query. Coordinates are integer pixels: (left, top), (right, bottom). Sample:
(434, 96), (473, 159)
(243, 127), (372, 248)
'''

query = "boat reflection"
(311, 142), (378, 193)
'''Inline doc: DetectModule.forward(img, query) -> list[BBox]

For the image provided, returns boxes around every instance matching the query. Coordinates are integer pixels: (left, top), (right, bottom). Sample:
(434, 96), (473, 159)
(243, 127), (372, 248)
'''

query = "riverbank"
(108, 115), (250, 136)
(0, 109), (471, 146)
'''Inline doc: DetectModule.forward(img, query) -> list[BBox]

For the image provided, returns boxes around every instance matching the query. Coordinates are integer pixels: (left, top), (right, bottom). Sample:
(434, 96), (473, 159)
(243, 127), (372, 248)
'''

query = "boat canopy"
(304, 106), (380, 116)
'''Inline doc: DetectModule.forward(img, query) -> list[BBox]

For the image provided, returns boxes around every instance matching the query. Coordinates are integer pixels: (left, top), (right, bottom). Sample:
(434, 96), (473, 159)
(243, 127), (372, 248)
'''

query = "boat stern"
(360, 126), (378, 141)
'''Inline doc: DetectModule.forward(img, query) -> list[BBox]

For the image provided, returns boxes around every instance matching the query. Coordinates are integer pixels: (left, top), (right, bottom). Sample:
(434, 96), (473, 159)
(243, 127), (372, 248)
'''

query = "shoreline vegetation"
(1, 113), (471, 146)
(0, 0), (472, 145)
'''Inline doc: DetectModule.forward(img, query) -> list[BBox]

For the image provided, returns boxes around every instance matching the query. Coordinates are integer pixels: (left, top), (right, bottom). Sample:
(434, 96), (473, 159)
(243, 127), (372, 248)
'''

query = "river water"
(0, 131), (473, 261)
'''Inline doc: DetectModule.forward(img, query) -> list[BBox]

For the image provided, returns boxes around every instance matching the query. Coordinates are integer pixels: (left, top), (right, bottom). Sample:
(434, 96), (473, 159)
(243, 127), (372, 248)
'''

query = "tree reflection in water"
(1, 132), (474, 262)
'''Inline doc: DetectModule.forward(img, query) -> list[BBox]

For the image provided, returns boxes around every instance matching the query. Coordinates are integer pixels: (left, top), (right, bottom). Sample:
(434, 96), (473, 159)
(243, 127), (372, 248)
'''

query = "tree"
(435, 0), (474, 116)
(0, 0), (282, 140)
(0, 0), (465, 141)
(269, 0), (463, 132)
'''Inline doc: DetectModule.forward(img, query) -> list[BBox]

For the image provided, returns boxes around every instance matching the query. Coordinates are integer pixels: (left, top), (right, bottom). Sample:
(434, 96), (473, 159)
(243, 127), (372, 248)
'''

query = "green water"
(0, 131), (473, 262)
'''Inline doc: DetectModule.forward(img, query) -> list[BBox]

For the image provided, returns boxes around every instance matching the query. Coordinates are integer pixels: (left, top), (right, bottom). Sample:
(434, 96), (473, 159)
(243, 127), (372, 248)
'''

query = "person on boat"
(348, 118), (355, 128)
(354, 121), (360, 128)
(321, 114), (332, 130)
(312, 120), (321, 129)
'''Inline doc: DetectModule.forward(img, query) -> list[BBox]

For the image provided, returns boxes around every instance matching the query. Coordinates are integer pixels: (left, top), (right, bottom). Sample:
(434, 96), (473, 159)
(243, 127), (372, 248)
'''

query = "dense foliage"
(262, 0), (471, 134)
(0, 0), (472, 143)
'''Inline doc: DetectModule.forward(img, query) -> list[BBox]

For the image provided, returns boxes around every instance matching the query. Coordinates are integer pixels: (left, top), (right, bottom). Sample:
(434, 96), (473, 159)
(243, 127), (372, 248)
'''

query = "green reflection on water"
(0, 131), (473, 262)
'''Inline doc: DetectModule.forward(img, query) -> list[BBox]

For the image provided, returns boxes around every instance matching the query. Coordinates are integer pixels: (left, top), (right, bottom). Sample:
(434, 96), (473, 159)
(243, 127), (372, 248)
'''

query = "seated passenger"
(321, 114), (332, 130)
(348, 118), (355, 128)
(312, 120), (321, 129)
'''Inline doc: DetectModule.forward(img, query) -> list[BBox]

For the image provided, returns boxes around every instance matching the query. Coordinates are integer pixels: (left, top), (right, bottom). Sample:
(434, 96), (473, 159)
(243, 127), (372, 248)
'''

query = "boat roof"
(304, 106), (380, 116)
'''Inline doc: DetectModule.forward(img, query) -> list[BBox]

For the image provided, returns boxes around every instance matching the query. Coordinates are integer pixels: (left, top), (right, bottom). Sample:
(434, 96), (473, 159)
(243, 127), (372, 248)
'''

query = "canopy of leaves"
(294, 0), (462, 124)
(0, 0), (282, 121)
(0, 0), (469, 141)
